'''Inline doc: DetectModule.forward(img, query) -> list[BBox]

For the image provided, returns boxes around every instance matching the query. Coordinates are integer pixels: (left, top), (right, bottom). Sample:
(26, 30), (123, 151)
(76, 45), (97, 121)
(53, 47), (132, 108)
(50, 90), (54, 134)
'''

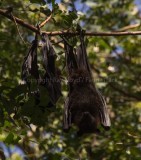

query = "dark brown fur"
(63, 33), (111, 136)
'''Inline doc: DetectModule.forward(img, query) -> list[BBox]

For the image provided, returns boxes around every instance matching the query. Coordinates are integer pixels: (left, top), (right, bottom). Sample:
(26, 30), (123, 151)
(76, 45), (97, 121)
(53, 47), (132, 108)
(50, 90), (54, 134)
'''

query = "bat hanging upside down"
(63, 31), (111, 136)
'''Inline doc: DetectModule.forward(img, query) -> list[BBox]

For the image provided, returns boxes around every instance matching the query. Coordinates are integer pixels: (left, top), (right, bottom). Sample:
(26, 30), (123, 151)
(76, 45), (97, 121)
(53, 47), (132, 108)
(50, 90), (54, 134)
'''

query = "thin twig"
(11, 13), (28, 45)
(116, 23), (140, 32)
(42, 30), (141, 36)
(92, 66), (141, 101)
(1, 9), (141, 36)
(107, 82), (141, 101)
(39, 14), (52, 28)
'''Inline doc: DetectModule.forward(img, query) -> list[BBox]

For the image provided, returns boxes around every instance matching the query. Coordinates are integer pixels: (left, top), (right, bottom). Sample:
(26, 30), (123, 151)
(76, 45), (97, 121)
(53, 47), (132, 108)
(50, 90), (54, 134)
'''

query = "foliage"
(0, 0), (141, 159)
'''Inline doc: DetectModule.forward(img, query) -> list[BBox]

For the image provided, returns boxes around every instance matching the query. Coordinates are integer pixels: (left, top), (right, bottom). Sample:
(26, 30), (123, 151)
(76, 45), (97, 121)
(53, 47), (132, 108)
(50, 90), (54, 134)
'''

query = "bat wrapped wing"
(21, 36), (39, 86)
(21, 34), (61, 108)
(63, 31), (111, 135)
(41, 33), (62, 106)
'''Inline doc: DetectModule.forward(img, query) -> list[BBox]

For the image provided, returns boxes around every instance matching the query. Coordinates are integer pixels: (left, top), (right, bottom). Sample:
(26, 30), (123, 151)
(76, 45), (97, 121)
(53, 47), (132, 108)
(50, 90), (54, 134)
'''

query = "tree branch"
(107, 82), (141, 101)
(1, 8), (141, 36)
(0, 9), (39, 33)
(92, 66), (141, 101)
(39, 14), (52, 28)
(116, 23), (140, 32)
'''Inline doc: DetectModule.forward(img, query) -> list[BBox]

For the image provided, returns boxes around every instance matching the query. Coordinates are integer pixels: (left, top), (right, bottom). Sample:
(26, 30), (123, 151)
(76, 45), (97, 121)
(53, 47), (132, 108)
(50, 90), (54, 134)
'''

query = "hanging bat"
(21, 34), (62, 108)
(63, 31), (111, 136)
(21, 34), (40, 87)
(40, 33), (62, 107)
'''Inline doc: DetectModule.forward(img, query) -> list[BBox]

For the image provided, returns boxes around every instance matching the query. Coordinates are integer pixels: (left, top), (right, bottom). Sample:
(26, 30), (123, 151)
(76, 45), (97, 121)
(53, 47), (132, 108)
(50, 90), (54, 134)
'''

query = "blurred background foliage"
(0, 0), (141, 159)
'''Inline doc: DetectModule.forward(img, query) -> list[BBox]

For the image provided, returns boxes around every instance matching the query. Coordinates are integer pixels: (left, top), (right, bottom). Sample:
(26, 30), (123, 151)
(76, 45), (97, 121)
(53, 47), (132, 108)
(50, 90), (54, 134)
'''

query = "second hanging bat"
(21, 33), (62, 108)
(63, 31), (111, 136)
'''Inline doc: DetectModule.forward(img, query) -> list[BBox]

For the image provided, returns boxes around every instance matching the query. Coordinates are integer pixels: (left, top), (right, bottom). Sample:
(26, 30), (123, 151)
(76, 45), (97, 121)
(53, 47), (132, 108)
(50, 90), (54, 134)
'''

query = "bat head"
(72, 111), (99, 136)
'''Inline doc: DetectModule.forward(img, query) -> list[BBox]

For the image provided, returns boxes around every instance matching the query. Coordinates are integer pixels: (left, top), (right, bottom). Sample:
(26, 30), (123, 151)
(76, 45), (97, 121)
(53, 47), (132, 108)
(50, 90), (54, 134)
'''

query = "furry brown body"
(63, 33), (111, 136)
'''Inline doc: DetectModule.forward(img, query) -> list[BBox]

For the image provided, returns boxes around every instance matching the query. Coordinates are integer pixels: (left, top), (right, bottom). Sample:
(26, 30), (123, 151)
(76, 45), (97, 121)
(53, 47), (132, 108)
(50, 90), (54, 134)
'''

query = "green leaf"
(0, 108), (4, 126)
(52, 0), (55, 8)
(9, 84), (27, 99)
(30, 0), (37, 2)
(14, 136), (21, 143)
(40, 6), (51, 16)
(28, 3), (40, 12)
(52, 3), (60, 15)
(69, 11), (78, 20)
(4, 132), (14, 144)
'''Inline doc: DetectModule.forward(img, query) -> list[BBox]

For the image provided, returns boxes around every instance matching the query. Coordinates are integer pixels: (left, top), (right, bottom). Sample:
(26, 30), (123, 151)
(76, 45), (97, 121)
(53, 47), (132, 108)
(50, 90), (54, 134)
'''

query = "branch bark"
(39, 14), (52, 28)
(1, 8), (141, 36)
(0, 9), (38, 33)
